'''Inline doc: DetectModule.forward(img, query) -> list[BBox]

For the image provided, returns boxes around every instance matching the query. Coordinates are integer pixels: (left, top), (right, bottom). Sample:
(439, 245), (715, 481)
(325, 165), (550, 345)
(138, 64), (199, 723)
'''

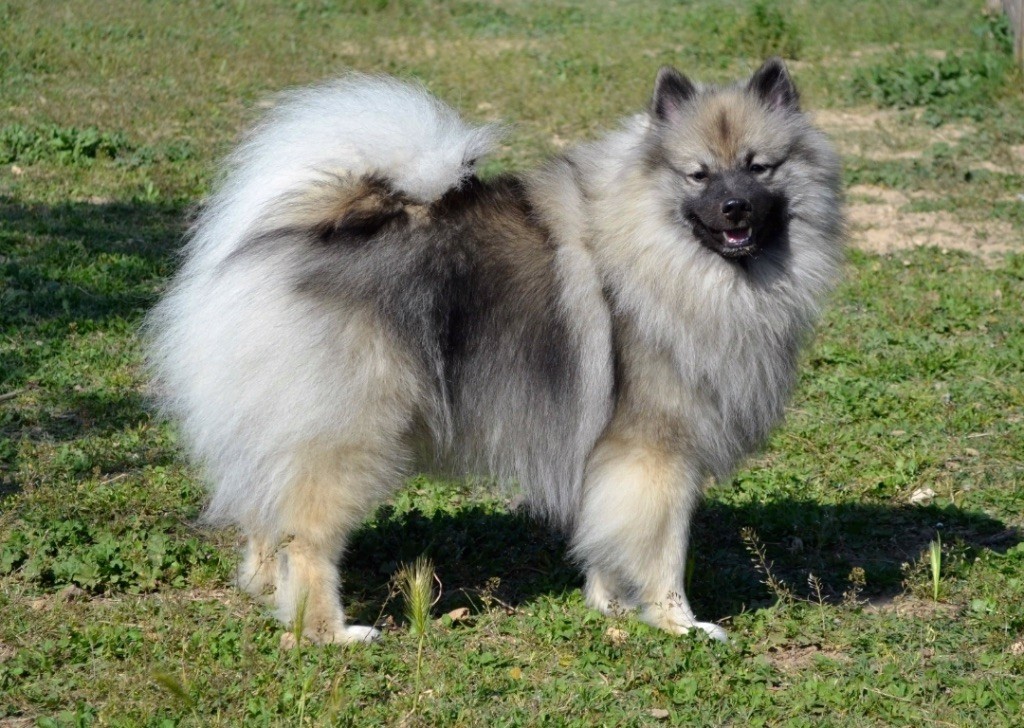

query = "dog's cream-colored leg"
(574, 437), (727, 642)
(583, 568), (635, 615)
(275, 533), (379, 644)
(238, 535), (280, 604)
(268, 444), (409, 644)
(631, 485), (727, 642)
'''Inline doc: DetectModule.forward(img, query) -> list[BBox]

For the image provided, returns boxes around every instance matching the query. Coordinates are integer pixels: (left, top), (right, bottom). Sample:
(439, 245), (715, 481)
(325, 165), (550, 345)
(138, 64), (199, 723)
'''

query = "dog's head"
(645, 58), (801, 260)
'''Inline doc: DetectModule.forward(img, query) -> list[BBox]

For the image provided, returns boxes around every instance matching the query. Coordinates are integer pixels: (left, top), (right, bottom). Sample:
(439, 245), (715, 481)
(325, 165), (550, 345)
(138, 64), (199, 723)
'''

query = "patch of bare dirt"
(846, 184), (1019, 260)
(339, 37), (538, 60)
(766, 644), (848, 672)
(813, 108), (973, 161)
(0, 642), (16, 663)
(17, 586), (239, 614)
(814, 108), (901, 134)
(863, 594), (959, 619)
(0, 719), (35, 728)
(816, 107), (1022, 259)
(970, 150), (1024, 175)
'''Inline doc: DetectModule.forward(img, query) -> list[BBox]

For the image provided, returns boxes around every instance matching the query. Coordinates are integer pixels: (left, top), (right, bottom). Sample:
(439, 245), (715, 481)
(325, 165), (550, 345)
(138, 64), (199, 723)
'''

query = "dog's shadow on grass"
(341, 496), (1020, 626)
(693, 498), (1019, 619)
(344, 504), (576, 621)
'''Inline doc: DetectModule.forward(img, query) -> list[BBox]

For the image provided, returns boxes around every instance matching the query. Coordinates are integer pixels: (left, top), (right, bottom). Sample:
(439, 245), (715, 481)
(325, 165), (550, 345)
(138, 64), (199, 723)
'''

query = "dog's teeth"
(722, 228), (751, 245)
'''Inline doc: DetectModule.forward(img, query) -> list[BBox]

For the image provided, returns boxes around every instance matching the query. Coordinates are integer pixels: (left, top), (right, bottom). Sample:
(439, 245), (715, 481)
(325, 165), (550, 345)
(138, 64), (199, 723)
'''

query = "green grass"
(2, 0), (1024, 725)
(847, 12), (1019, 124)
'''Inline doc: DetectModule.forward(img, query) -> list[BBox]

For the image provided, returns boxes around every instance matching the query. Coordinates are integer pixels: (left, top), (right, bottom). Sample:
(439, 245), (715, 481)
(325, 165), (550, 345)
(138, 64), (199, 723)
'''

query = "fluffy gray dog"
(146, 58), (844, 644)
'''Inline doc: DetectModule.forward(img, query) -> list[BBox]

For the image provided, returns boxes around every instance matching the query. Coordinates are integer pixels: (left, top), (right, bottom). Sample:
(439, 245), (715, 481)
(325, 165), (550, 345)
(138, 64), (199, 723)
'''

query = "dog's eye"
(688, 170), (708, 182)
(749, 160), (781, 175)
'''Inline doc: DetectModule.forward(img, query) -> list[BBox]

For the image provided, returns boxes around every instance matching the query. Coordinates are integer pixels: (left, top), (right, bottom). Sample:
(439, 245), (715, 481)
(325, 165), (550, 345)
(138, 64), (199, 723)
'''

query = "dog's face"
(646, 58), (798, 260)
(679, 162), (783, 260)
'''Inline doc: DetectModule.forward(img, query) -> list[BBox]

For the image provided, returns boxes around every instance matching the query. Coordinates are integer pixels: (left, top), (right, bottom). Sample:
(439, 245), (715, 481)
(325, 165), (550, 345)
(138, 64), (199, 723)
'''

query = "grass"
(396, 556), (437, 721)
(846, 12), (1018, 124)
(930, 535), (943, 602)
(2, 0), (1023, 725)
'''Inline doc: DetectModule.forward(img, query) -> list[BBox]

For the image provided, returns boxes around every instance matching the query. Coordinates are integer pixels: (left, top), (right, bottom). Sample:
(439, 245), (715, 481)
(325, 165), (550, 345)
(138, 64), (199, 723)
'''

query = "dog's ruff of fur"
(146, 63), (844, 644)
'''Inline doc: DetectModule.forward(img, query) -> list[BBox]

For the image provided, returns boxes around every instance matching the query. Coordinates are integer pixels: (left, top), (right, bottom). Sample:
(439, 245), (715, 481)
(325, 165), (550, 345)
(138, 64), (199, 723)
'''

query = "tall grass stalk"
(930, 535), (942, 602)
(398, 556), (437, 715)
(151, 668), (194, 709)
(151, 667), (201, 723)
(292, 589), (309, 651)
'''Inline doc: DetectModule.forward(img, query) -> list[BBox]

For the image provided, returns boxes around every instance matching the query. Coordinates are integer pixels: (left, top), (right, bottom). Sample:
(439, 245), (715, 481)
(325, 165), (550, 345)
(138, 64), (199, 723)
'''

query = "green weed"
(738, 1), (803, 60)
(0, 516), (226, 594)
(151, 667), (195, 709)
(397, 556), (436, 637)
(397, 556), (437, 718)
(848, 15), (1019, 124)
(0, 124), (132, 166)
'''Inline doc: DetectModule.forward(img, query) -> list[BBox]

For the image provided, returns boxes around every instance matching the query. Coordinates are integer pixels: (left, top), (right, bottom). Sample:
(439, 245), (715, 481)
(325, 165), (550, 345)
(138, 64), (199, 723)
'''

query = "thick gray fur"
(145, 60), (844, 643)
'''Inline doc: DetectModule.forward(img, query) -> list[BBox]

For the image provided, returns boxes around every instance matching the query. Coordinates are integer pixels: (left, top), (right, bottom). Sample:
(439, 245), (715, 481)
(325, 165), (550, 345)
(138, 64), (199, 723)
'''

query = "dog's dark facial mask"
(681, 170), (783, 259)
(650, 58), (798, 261)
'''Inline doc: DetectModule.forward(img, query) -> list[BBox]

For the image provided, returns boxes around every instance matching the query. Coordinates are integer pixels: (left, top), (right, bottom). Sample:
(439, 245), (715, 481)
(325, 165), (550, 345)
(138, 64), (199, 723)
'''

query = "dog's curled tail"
(187, 75), (502, 265)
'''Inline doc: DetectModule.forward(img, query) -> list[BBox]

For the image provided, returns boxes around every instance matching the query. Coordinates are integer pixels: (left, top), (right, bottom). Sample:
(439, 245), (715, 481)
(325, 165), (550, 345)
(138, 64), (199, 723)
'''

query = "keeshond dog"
(146, 58), (843, 644)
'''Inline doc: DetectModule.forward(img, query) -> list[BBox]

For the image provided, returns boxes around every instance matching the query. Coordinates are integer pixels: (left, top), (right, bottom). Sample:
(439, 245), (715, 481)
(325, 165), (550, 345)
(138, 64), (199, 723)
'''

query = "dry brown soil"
(813, 108), (1023, 261)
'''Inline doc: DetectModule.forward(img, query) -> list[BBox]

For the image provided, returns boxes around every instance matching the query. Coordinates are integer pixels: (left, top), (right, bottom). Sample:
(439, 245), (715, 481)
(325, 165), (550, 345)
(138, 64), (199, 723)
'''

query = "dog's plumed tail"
(144, 78), (501, 530)
(186, 75), (501, 267)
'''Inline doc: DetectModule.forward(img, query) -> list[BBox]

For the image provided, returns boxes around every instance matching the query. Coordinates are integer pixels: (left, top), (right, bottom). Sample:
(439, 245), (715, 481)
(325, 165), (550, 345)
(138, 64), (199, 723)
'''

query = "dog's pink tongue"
(724, 227), (751, 244)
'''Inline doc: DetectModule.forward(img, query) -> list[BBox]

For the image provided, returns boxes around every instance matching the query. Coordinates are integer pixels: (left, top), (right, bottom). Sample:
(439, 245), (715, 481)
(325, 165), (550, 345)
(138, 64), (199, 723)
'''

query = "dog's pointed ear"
(748, 57), (800, 112)
(651, 66), (697, 122)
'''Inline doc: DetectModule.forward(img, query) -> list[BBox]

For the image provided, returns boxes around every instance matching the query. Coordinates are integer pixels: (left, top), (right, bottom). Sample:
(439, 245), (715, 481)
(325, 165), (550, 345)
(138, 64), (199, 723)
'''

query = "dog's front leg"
(573, 436), (727, 642)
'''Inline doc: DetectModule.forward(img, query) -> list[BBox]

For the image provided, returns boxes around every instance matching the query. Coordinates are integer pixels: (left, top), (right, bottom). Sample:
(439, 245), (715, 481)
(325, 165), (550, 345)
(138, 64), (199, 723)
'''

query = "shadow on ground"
(340, 496), (1020, 626)
(1, 197), (185, 497)
(0, 196), (185, 334)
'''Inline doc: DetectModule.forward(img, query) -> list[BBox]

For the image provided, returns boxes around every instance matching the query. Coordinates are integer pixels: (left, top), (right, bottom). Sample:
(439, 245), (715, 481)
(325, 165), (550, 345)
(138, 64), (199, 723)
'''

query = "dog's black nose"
(721, 198), (751, 223)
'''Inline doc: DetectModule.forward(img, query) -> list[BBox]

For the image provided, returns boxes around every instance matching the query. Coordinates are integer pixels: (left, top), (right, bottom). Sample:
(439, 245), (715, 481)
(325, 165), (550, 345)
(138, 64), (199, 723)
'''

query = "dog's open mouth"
(722, 227), (752, 248)
(686, 213), (760, 258)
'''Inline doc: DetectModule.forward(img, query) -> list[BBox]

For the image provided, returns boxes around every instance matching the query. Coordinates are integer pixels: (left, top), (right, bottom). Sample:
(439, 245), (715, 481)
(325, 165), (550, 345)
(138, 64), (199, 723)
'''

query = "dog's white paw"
(282, 624), (382, 647)
(657, 617), (729, 642)
(690, 621), (728, 642)
(639, 605), (728, 642)
(336, 625), (382, 644)
(300, 623), (382, 645)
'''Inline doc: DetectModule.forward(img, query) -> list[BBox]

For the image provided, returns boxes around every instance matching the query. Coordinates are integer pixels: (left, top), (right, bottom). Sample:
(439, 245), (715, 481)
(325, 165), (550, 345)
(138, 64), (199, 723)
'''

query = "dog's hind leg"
(238, 533), (280, 604)
(224, 309), (427, 644)
(583, 567), (636, 616)
(573, 436), (727, 642)
(270, 442), (409, 644)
